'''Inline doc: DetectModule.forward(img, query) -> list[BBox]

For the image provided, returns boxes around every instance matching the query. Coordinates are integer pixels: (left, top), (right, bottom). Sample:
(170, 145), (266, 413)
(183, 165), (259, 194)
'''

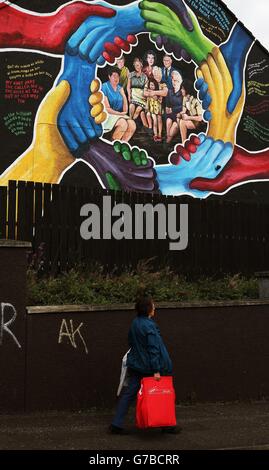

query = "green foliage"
(26, 261), (259, 306)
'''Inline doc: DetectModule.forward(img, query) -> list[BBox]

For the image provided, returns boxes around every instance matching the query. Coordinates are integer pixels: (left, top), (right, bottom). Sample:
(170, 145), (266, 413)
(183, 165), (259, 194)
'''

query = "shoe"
(108, 424), (129, 435)
(145, 127), (153, 135)
(161, 426), (182, 434)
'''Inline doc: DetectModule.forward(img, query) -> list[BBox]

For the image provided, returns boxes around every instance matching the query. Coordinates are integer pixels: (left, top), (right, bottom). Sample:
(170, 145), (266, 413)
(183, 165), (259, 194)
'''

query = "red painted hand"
(190, 146), (269, 193)
(0, 1), (115, 54)
(169, 135), (201, 165)
(102, 35), (137, 63)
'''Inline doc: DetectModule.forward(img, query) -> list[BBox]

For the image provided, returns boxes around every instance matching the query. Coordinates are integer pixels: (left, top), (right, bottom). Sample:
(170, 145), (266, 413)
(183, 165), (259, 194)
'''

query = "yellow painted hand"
(0, 80), (74, 185)
(89, 78), (107, 125)
(197, 47), (245, 144)
(0, 79), (107, 186)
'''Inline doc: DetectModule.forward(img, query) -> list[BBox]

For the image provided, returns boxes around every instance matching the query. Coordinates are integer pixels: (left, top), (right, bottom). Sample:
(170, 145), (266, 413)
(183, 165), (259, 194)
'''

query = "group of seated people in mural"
(101, 50), (203, 146)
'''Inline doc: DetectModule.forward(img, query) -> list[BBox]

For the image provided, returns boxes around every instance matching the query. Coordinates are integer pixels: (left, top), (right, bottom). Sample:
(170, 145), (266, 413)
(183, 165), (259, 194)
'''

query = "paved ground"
(0, 401), (269, 450)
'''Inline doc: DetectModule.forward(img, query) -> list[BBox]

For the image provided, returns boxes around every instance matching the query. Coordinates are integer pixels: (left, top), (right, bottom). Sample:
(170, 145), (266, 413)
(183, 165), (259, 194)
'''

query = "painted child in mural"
(145, 78), (163, 142)
(144, 66), (168, 139)
(0, 0), (269, 197)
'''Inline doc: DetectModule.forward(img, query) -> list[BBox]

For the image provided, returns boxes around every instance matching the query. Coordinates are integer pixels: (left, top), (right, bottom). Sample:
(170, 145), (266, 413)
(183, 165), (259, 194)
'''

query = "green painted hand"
(105, 142), (152, 191)
(139, 0), (214, 65)
(105, 172), (122, 191)
(113, 141), (149, 166)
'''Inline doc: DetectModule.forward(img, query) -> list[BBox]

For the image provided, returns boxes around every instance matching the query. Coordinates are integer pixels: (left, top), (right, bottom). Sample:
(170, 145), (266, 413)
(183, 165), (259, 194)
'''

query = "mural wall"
(0, 0), (269, 198)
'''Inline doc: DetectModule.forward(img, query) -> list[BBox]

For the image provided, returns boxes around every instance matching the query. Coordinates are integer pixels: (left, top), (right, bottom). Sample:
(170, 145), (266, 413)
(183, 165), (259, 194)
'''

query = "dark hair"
(144, 50), (157, 65)
(135, 294), (154, 317)
(148, 78), (159, 91)
(180, 79), (195, 96)
(107, 66), (120, 79)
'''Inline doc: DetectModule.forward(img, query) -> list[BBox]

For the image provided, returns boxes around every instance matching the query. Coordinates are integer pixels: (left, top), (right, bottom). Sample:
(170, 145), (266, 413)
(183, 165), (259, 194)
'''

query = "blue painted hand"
(66, 0), (144, 65)
(195, 23), (253, 121)
(57, 54), (104, 152)
(156, 133), (233, 198)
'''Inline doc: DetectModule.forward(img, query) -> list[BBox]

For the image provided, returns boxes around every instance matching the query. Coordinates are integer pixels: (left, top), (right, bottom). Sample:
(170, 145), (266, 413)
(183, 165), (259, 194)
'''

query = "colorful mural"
(0, 0), (269, 198)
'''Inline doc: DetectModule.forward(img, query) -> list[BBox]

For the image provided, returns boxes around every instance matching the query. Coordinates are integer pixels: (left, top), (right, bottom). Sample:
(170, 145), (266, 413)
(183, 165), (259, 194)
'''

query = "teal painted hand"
(66, 1), (144, 65)
(140, 0), (214, 65)
(156, 133), (233, 198)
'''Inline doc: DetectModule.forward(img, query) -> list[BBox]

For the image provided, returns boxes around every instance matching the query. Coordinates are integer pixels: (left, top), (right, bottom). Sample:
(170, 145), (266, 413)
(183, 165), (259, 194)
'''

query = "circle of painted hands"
(1, 0), (268, 197)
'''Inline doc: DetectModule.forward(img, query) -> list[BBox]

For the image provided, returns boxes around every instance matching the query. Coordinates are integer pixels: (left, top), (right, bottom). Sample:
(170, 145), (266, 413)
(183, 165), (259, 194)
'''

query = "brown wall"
(0, 241), (31, 411)
(1, 239), (269, 412)
(25, 301), (269, 411)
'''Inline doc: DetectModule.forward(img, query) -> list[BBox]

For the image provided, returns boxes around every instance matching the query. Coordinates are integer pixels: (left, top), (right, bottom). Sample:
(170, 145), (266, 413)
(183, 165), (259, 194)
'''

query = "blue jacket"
(161, 66), (181, 89)
(126, 316), (173, 375)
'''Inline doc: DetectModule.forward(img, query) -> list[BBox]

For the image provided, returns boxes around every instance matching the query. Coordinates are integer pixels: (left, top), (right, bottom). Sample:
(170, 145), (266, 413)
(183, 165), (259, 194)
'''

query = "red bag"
(136, 376), (177, 428)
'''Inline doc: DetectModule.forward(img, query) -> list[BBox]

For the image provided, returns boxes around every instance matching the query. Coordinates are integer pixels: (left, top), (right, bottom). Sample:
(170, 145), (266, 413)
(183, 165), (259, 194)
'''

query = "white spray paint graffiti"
(58, 319), (88, 354)
(0, 302), (21, 349)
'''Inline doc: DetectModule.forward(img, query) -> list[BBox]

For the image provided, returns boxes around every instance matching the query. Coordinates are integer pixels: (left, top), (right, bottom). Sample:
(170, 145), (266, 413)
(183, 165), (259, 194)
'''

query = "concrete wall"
(1, 239), (269, 412)
(25, 300), (269, 411)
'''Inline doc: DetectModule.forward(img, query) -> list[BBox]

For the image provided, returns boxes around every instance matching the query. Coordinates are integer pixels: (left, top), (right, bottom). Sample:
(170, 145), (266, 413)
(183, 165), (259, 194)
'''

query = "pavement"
(0, 401), (269, 450)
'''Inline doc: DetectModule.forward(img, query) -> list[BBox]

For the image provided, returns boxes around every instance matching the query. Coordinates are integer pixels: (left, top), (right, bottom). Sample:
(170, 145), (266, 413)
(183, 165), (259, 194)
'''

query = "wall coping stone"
(27, 299), (269, 314)
(0, 240), (32, 248)
(255, 271), (269, 278)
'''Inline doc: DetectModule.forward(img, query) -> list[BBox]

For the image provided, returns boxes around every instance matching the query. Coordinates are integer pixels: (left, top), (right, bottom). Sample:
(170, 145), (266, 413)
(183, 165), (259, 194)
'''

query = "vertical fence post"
(1, 183), (269, 275)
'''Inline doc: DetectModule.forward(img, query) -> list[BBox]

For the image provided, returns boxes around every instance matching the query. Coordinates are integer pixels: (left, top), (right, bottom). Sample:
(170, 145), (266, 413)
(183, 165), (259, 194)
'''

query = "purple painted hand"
(80, 140), (158, 193)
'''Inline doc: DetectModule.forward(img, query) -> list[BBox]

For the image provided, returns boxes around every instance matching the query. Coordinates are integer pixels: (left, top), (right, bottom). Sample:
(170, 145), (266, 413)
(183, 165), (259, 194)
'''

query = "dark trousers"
(112, 369), (143, 428)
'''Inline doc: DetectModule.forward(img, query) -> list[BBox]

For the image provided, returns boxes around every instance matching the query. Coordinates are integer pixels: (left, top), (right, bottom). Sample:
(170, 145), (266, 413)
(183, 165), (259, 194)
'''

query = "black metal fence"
(1, 180), (269, 274)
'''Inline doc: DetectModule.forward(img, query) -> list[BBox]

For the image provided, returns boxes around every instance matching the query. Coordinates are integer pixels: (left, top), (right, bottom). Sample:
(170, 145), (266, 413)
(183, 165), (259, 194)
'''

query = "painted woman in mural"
(177, 79), (203, 143)
(0, 0), (268, 198)
(102, 67), (136, 142)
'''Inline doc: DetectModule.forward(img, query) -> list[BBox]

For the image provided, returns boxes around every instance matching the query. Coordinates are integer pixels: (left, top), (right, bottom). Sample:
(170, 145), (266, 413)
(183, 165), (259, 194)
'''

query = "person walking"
(109, 294), (179, 435)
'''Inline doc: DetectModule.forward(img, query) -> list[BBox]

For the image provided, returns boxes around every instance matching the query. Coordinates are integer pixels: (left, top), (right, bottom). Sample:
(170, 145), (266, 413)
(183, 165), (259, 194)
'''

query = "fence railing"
(0, 180), (269, 274)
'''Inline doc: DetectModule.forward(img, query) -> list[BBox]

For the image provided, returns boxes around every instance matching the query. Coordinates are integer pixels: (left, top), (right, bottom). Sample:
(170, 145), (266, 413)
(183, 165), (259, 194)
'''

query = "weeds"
(26, 261), (259, 306)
